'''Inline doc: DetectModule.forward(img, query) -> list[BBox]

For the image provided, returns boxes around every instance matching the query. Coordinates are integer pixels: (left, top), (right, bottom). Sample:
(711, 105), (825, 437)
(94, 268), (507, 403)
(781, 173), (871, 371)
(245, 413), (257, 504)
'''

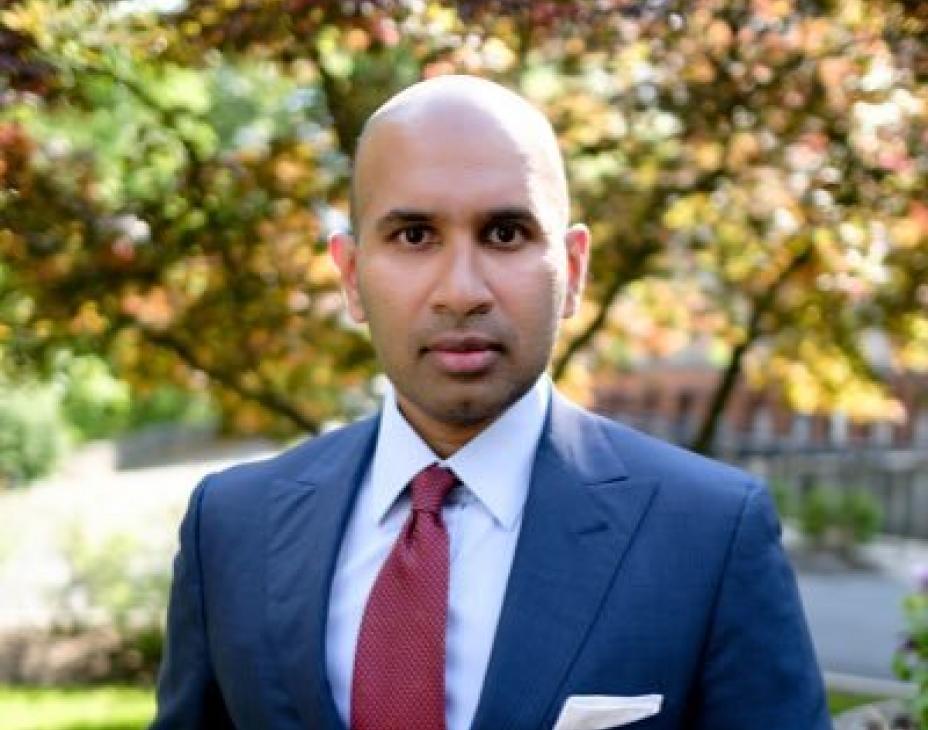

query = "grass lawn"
(0, 686), (154, 730)
(827, 689), (888, 715)
(0, 685), (887, 728)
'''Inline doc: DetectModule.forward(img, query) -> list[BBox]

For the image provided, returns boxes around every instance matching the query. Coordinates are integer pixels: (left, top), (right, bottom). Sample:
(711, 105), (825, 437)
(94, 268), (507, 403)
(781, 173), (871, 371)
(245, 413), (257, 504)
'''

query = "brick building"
(592, 365), (928, 454)
(590, 362), (928, 537)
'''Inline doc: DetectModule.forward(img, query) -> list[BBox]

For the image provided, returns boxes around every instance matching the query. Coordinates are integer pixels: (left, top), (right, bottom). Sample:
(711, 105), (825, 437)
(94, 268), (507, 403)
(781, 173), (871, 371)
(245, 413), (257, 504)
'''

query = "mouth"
(423, 334), (504, 375)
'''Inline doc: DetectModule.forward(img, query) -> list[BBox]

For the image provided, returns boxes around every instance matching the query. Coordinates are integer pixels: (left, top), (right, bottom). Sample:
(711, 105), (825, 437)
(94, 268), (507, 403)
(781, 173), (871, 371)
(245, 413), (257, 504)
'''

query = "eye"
(391, 225), (436, 246)
(484, 221), (529, 247)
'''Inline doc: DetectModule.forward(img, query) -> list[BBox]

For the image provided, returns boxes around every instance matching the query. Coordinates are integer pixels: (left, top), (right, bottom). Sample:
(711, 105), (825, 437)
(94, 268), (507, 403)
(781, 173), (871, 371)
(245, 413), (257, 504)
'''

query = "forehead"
(354, 105), (564, 228)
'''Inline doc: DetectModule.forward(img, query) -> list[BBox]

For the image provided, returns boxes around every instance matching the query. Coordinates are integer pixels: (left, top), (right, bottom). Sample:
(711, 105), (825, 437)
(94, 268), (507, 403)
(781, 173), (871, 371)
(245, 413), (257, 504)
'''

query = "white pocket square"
(552, 693), (663, 730)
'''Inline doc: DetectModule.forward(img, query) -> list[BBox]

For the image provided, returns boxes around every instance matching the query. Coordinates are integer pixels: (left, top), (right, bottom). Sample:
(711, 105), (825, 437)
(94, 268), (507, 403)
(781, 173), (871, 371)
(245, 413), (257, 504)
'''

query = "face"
(331, 105), (589, 437)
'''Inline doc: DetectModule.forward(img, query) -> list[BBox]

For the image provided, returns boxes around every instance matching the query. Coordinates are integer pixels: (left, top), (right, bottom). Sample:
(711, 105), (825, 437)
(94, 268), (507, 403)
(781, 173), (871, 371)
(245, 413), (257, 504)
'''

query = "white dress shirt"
(325, 376), (551, 730)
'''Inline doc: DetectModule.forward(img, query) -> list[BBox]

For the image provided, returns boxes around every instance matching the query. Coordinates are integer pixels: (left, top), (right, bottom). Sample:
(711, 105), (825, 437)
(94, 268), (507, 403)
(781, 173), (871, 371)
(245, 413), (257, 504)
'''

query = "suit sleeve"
(689, 481), (833, 729)
(151, 477), (234, 729)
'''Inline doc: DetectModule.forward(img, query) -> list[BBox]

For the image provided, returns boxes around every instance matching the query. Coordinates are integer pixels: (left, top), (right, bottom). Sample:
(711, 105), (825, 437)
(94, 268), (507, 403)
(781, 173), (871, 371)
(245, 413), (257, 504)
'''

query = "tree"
(2, 0), (925, 448)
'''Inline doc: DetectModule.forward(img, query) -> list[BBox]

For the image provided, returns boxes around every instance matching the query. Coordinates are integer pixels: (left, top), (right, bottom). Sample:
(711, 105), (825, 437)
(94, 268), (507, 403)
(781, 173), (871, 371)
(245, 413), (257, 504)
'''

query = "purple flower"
(915, 564), (928, 593)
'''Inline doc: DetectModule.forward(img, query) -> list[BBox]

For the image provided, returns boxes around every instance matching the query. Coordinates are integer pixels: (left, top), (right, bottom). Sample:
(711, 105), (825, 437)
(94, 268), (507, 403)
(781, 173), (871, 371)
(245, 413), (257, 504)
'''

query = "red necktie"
(351, 464), (459, 730)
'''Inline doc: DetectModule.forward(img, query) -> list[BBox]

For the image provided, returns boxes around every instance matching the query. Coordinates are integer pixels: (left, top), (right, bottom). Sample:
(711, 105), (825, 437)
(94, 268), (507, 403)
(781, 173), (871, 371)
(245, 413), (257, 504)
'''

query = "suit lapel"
(470, 394), (659, 730)
(266, 415), (379, 730)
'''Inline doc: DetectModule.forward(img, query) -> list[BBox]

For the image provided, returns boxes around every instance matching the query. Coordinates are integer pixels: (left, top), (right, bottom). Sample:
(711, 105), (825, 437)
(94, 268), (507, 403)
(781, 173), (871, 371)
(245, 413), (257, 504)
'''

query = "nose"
(430, 235), (493, 319)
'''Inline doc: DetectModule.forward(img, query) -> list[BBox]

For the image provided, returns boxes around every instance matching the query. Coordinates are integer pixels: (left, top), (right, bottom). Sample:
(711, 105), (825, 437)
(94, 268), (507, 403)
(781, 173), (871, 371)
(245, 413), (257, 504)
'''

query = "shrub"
(54, 526), (171, 635)
(837, 489), (882, 545)
(42, 524), (172, 682)
(798, 486), (832, 548)
(128, 384), (215, 430)
(893, 569), (928, 728)
(0, 351), (217, 487)
(0, 383), (70, 486)
(56, 354), (131, 442)
(796, 485), (882, 556)
(769, 480), (794, 519)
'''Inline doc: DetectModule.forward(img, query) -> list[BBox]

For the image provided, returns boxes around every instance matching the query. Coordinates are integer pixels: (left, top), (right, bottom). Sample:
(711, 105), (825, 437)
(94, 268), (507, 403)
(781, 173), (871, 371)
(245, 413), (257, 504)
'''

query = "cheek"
(357, 261), (422, 341)
(490, 257), (566, 328)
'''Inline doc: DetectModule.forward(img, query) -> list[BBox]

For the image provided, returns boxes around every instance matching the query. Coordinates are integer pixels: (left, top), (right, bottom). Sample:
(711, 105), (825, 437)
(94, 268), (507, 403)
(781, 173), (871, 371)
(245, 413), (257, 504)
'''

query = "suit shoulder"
(582, 405), (760, 505)
(198, 413), (379, 509)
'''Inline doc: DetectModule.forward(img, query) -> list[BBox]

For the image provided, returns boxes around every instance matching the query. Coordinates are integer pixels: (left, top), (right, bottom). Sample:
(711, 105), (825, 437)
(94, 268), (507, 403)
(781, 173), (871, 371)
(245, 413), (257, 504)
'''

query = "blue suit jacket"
(152, 392), (831, 729)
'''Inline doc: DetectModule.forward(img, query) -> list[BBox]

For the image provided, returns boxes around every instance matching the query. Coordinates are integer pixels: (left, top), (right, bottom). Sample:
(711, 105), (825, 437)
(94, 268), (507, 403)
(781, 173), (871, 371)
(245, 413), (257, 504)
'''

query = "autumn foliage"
(1, 0), (926, 447)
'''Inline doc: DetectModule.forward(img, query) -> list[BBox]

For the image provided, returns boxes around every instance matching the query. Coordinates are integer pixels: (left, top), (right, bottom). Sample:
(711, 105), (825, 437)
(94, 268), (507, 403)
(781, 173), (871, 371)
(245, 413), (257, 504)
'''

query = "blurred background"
(1, 0), (926, 727)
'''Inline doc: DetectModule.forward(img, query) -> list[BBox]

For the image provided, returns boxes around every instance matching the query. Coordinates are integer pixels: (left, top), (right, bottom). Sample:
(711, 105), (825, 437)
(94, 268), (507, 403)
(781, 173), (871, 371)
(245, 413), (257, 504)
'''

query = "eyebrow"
(374, 210), (435, 235)
(373, 206), (542, 234)
(481, 207), (541, 229)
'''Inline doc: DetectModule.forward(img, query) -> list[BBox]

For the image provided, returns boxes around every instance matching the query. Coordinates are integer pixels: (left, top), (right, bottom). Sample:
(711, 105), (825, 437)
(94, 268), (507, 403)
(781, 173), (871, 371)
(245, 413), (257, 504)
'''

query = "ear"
(328, 231), (367, 323)
(562, 223), (591, 319)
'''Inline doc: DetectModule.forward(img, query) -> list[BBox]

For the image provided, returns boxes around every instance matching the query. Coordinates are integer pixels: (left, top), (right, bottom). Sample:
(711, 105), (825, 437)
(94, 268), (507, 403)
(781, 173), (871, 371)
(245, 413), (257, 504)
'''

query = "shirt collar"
(368, 375), (551, 531)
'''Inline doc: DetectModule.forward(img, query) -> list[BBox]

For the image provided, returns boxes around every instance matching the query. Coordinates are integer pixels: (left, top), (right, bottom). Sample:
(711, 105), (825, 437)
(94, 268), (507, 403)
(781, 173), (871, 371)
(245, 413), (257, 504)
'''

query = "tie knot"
(410, 464), (458, 514)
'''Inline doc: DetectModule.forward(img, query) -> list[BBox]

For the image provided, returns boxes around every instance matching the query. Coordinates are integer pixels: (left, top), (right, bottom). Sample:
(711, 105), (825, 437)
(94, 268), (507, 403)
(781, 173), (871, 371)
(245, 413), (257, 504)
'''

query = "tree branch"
(690, 243), (813, 454)
(140, 327), (321, 434)
(305, 40), (358, 158)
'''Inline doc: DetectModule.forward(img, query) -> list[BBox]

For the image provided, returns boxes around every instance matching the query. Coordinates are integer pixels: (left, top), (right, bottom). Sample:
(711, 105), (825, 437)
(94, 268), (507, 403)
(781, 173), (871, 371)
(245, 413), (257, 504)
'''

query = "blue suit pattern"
(152, 392), (831, 729)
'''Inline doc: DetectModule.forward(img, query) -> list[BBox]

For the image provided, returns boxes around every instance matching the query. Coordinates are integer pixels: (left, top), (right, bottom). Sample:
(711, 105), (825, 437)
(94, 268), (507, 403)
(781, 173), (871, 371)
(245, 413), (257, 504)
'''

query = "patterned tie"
(351, 464), (459, 730)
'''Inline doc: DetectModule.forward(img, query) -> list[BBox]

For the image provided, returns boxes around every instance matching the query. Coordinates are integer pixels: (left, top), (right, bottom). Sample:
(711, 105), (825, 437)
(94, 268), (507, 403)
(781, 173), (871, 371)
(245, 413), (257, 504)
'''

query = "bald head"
(350, 75), (568, 237)
(329, 75), (590, 447)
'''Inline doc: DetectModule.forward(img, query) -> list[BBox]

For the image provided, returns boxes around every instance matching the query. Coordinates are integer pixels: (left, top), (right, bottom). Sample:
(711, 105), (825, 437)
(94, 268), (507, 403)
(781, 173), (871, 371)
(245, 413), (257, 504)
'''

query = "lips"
(424, 333), (503, 375)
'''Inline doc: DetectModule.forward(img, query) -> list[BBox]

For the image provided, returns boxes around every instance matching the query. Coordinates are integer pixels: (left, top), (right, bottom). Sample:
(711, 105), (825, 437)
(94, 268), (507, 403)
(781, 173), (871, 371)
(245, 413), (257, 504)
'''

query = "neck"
(394, 396), (495, 459)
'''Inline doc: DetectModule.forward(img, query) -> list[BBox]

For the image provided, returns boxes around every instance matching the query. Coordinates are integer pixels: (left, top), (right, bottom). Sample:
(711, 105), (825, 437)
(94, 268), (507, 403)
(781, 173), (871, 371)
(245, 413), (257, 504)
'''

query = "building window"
(915, 408), (928, 446)
(829, 411), (848, 447)
(791, 415), (812, 447)
(871, 421), (894, 447)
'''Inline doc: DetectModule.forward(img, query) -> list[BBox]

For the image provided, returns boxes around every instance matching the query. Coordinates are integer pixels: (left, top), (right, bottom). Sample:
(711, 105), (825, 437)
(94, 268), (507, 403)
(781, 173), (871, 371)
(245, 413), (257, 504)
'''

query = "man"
(152, 76), (831, 729)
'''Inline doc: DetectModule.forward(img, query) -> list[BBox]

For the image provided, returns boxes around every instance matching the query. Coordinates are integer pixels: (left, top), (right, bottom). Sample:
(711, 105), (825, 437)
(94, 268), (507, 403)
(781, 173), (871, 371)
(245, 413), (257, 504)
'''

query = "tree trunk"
(690, 244), (812, 455)
(690, 336), (753, 455)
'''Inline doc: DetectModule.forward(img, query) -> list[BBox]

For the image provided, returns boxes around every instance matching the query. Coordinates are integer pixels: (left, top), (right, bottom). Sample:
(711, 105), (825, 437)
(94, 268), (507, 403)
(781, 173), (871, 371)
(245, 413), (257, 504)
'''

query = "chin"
(434, 400), (500, 427)
(428, 382), (522, 427)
